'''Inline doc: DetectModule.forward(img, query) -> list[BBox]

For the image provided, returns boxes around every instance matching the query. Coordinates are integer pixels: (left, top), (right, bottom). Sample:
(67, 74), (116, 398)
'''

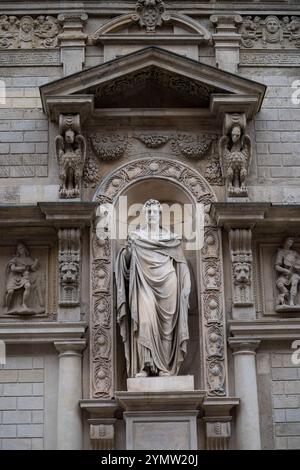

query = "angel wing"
(242, 134), (252, 172)
(55, 134), (64, 171)
(218, 135), (230, 177)
(75, 134), (87, 167)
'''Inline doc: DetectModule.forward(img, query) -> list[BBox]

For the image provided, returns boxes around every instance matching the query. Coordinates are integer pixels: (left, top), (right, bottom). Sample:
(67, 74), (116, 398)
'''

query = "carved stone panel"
(229, 228), (254, 318)
(239, 15), (300, 50)
(0, 242), (57, 319)
(0, 15), (60, 49)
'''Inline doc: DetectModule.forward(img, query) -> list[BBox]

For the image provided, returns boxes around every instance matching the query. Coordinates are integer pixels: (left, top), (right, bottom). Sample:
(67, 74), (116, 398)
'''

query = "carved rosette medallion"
(90, 158), (227, 398)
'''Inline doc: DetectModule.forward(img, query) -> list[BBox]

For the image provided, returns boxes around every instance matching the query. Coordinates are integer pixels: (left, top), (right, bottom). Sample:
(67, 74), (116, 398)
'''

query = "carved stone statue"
(219, 113), (252, 198)
(275, 237), (300, 309)
(115, 199), (191, 378)
(4, 242), (44, 315)
(55, 114), (86, 199)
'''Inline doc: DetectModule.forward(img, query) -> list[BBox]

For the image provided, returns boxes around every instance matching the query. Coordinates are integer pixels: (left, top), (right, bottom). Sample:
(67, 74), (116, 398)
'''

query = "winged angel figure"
(219, 114), (252, 198)
(55, 115), (86, 199)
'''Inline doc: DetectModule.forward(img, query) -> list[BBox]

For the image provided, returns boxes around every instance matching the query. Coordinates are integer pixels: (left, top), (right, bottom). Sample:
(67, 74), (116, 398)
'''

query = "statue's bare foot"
(135, 370), (148, 378)
(158, 371), (170, 377)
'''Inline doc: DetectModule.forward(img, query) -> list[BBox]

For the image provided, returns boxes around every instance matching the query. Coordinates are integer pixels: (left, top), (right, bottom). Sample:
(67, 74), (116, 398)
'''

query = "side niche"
(257, 237), (300, 316)
(0, 241), (57, 319)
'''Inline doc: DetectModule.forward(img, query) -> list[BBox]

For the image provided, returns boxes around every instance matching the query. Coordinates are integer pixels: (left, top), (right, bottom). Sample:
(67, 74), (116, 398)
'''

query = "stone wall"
(257, 346), (300, 450)
(0, 354), (45, 450)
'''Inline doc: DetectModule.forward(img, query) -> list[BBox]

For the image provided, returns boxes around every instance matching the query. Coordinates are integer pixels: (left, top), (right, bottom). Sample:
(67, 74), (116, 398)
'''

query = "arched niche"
(90, 158), (227, 399)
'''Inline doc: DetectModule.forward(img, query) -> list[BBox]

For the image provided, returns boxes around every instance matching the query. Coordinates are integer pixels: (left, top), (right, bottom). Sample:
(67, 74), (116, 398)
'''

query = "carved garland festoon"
(91, 158), (227, 398)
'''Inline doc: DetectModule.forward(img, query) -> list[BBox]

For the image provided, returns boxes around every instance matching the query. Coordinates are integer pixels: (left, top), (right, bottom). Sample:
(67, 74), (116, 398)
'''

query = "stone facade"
(0, 0), (300, 450)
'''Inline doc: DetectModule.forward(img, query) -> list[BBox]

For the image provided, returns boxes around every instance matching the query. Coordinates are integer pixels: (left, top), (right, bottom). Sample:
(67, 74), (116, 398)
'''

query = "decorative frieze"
(55, 114), (86, 199)
(0, 49), (60, 66)
(219, 113), (252, 199)
(240, 51), (300, 66)
(0, 15), (60, 49)
(239, 15), (300, 49)
(58, 228), (81, 316)
(132, 0), (170, 32)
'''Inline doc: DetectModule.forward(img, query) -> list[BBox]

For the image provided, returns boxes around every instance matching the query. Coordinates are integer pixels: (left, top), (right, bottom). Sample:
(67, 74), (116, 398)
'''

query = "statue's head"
(266, 16), (280, 34)
(65, 128), (75, 144)
(20, 16), (33, 33)
(16, 242), (29, 257)
(142, 199), (161, 225)
(284, 237), (294, 250)
(231, 125), (242, 143)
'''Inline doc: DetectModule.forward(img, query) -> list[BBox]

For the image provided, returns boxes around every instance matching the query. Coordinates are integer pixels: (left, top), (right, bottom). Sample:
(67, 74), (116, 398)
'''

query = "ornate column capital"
(228, 338), (261, 355)
(57, 12), (88, 41)
(54, 339), (86, 357)
(210, 15), (243, 34)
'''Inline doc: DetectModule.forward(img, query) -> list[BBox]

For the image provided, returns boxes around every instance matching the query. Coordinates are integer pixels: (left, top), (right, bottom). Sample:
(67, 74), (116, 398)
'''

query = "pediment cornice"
(40, 46), (266, 122)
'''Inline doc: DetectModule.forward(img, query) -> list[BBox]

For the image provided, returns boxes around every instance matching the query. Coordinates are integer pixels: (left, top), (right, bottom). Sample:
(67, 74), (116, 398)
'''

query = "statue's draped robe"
(115, 230), (191, 377)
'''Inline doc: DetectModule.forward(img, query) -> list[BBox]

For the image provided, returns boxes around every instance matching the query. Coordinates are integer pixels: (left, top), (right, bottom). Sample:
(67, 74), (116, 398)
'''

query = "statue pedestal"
(116, 377), (205, 450)
(127, 375), (194, 392)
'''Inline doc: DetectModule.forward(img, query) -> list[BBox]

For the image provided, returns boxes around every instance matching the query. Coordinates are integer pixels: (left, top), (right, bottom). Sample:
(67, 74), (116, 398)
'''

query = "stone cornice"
(211, 203), (300, 231)
(1, 3), (299, 17)
(229, 319), (300, 341)
(0, 202), (96, 227)
(115, 391), (206, 411)
(203, 396), (240, 418)
(39, 202), (97, 227)
(0, 322), (87, 344)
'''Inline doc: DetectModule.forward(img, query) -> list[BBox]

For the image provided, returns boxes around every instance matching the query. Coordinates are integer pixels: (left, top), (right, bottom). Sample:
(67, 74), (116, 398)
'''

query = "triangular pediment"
(40, 47), (266, 119)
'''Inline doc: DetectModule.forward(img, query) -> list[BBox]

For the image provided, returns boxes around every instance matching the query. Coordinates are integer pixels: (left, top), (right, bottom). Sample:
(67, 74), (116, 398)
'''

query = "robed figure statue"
(115, 199), (191, 378)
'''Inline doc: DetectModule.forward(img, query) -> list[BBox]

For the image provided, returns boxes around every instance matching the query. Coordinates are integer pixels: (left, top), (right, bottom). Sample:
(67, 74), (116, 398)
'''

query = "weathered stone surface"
(127, 376), (194, 392)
